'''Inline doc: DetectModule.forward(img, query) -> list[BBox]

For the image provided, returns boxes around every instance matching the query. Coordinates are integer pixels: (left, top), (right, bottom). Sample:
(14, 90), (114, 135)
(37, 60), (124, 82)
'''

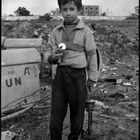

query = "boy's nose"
(67, 10), (71, 15)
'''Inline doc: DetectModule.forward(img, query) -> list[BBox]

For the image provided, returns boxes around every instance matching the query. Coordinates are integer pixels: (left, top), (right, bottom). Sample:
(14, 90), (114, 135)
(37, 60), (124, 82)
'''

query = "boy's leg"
(68, 68), (88, 140)
(49, 67), (68, 140)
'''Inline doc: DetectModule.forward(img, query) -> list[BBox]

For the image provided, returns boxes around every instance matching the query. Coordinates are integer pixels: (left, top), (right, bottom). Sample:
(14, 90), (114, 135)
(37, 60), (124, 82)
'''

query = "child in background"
(46, 0), (99, 139)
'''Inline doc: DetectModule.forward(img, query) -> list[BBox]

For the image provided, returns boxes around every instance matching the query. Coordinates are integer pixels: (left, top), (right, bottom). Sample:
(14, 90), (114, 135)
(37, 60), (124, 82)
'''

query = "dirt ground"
(1, 18), (139, 140)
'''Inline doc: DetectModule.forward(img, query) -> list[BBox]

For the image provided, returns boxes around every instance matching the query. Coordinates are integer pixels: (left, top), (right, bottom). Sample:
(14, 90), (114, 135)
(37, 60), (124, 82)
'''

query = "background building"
(81, 5), (99, 16)
(135, 6), (139, 16)
(51, 5), (99, 17)
(51, 8), (60, 16)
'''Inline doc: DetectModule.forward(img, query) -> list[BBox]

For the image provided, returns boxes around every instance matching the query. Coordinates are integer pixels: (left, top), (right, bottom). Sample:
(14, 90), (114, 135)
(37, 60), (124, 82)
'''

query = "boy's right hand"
(48, 52), (63, 64)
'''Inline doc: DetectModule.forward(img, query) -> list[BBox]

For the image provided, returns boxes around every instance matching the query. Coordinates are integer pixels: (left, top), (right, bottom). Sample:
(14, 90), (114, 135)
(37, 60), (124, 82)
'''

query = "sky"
(2, 0), (139, 16)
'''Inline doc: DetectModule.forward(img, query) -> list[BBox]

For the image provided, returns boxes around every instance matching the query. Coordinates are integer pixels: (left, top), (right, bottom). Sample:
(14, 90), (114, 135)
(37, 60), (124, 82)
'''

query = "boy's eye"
(61, 7), (75, 12)
(70, 8), (74, 11)
(62, 8), (67, 12)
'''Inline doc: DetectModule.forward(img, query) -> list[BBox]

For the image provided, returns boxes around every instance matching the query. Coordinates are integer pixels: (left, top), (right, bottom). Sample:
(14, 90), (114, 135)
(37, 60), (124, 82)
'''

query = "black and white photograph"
(1, 0), (139, 139)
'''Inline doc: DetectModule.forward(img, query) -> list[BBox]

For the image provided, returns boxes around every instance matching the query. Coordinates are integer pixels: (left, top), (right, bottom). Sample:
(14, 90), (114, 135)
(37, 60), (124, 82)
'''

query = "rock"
(122, 82), (132, 86)
(123, 74), (133, 80)
(108, 92), (126, 99)
(135, 68), (139, 76)
(89, 99), (109, 111)
(1, 131), (17, 140)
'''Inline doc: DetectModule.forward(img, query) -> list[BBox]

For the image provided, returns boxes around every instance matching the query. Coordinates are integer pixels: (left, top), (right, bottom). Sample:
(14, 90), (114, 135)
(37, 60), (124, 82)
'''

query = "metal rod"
(88, 104), (92, 135)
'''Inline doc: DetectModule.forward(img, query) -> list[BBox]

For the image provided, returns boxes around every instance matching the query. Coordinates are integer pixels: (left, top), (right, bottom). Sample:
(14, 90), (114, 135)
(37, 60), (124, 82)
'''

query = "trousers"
(49, 65), (88, 140)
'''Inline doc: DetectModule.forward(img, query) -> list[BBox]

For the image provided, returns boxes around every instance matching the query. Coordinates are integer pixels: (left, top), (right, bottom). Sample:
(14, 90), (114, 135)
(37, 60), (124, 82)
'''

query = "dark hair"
(58, 0), (82, 11)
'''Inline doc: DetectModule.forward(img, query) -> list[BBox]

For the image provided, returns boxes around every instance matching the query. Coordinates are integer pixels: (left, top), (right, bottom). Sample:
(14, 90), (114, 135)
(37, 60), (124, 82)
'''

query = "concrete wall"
(2, 15), (127, 21)
(2, 15), (40, 21)
(53, 15), (127, 21)
(78, 16), (127, 20)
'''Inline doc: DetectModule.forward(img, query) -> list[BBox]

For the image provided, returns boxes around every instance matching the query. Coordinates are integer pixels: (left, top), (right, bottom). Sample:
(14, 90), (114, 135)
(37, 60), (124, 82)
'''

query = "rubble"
(1, 19), (139, 140)
(1, 131), (17, 140)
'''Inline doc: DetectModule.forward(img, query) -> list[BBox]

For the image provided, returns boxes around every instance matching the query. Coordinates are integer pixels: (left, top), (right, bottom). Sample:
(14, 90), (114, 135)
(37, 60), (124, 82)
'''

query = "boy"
(46, 0), (99, 139)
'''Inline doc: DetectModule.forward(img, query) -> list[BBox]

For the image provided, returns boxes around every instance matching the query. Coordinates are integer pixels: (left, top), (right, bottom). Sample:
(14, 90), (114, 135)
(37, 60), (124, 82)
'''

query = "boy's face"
(60, 1), (79, 24)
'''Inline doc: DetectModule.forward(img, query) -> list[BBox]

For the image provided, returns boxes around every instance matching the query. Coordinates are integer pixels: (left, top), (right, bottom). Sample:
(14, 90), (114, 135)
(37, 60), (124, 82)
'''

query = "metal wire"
(2, 89), (40, 111)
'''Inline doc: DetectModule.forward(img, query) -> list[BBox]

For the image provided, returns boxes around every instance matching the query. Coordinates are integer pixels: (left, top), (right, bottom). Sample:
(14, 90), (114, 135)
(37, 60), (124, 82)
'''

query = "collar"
(57, 19), (85, 30)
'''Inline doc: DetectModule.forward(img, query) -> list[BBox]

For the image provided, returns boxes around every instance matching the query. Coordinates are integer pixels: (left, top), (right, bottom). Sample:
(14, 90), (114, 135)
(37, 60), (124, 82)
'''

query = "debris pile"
(1, 19), (139, 140)
(89, 23), (139, 61)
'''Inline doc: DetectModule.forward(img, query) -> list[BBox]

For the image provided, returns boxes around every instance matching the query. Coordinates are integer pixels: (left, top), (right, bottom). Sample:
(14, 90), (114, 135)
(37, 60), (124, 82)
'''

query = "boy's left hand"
(86, 79), (96, 92)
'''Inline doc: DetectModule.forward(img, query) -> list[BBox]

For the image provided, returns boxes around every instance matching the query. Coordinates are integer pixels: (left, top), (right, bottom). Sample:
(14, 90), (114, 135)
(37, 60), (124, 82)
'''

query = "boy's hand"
(53, 52), (63, 58)
(48, 53), (63, 64)
(86, 79), (96, 92)
(47, 43), (66, 64)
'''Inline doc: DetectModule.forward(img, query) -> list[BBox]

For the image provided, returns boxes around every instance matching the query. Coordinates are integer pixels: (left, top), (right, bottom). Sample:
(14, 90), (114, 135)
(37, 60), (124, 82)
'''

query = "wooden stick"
(32, 105), (51, 109)
(1, 105), (33, 122)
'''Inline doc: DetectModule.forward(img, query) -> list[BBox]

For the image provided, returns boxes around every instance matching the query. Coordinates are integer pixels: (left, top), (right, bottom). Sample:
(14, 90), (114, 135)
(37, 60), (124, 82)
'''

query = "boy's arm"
(47, 30), (58, 52)
(44, 31), (60, 64)
(85, 29), (99, 82)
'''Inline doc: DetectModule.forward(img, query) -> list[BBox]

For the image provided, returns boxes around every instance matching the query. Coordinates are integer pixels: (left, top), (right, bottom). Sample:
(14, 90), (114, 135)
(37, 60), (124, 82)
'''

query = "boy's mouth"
(66, 17), (73, 19)
(65, 17), (74, 21)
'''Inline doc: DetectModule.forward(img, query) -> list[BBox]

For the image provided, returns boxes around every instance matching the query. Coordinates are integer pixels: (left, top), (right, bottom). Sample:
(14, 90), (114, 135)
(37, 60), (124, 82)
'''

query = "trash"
(1, 131), (17, 140)
(135, 68), (139, 76)
(108, 92), (126, 99)
(123, 74), (133, 80)
(89, 99), (109, 110)
(109, 67), (118, 71)
(101, 68), (107, 72)
(99, 114), (118, 120)
(116, 79), (123, 84)
(103, 90), (108, 94)
(125, 114), (139, 122)
(118, 124), (126, 130)
(126, 113), (135, 118)
(105, 78), (120, 83)
(32, 30), (39, 38)
(122, 82), (132, 86)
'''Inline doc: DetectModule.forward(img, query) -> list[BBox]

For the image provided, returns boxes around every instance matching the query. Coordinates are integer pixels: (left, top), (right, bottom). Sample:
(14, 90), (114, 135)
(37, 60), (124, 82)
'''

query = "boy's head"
(58, 0), (82, 11)
(57, 0), (82, 24)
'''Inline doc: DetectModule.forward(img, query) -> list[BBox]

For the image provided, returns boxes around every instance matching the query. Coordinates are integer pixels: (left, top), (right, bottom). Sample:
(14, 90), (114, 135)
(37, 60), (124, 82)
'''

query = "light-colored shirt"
(47, 19), (99, 81)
